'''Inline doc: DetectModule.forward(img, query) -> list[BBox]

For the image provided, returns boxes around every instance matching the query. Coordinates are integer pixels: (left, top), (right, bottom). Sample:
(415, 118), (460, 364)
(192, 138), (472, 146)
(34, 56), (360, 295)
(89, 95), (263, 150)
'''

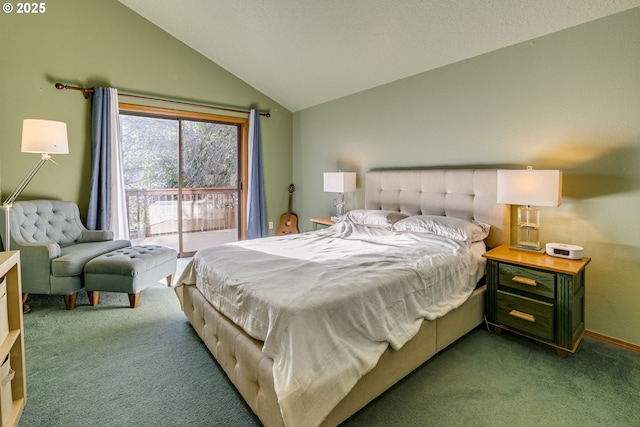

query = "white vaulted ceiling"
(119, 0), (640, 112)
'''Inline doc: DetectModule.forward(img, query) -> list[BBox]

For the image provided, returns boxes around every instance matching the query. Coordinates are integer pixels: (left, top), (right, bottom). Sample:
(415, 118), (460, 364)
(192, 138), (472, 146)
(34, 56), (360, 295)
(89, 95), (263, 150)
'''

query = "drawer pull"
(509, 310), (536, 323)
(512, 276), (537, 287)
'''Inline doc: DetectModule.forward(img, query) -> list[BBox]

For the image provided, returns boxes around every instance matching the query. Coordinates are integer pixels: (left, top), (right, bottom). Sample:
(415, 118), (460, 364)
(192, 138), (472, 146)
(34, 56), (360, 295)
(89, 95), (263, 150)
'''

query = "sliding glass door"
(119, 105), (247, 257)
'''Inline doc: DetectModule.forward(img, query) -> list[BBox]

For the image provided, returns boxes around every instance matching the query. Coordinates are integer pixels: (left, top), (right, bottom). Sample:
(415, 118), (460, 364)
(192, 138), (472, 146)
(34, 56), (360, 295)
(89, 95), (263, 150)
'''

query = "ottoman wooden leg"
(87, 291), (100, 306)
(128, 292), (140, 308)
(64, 293), (78, 310)
(166, 273), (174, 287)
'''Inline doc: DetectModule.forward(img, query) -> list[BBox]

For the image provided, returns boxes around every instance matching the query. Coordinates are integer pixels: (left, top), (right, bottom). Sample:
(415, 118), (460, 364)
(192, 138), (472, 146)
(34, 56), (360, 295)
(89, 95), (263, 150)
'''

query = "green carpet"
(344, 329), (640, 427)
(18, 284), (640, 427)
(19, 285), (261, 427)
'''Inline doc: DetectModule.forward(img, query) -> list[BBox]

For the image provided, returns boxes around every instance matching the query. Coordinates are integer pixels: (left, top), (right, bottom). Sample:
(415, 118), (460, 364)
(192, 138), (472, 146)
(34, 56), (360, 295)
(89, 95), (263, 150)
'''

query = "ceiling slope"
(119, 0), (640, 112)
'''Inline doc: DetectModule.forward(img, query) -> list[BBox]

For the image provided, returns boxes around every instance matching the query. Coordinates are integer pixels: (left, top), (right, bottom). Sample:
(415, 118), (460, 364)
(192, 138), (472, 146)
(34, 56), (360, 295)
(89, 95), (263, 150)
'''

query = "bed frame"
(181, 169), (509, 426)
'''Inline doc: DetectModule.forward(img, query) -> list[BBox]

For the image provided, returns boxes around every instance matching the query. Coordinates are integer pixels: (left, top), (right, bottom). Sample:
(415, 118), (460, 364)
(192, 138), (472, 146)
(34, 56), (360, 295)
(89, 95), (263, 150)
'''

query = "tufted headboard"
(365, 169), (510, 249)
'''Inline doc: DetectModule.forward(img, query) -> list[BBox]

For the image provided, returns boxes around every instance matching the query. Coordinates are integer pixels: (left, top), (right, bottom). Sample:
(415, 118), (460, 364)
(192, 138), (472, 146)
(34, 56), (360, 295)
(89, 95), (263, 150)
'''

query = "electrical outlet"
(269, 221), (274, 229)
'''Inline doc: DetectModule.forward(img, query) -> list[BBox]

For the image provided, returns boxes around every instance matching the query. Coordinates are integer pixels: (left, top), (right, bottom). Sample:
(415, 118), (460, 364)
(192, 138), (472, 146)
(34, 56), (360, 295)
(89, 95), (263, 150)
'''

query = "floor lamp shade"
(497, 168), (562, 251)
(21, 119), (69, 154)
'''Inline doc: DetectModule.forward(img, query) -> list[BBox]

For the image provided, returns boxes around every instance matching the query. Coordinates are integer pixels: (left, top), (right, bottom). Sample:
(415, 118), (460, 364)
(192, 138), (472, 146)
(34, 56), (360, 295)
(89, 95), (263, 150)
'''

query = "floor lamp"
(2, 119), (69, 251)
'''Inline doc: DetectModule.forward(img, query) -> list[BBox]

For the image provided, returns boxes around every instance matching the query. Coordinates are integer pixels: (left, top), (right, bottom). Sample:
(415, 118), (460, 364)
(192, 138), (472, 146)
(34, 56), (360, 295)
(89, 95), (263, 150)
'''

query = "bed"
(175, 169), (510, 427)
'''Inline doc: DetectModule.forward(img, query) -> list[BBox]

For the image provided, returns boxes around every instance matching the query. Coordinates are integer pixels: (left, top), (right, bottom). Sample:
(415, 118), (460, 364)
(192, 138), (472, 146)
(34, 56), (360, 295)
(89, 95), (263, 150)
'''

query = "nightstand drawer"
(497, 290), (554, 341)
(499, 263), (555, 298)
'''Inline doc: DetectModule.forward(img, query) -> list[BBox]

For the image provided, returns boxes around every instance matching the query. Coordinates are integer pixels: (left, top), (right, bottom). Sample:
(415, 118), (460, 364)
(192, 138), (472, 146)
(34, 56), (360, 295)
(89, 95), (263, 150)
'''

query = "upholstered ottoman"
(84, 245), (178, 308)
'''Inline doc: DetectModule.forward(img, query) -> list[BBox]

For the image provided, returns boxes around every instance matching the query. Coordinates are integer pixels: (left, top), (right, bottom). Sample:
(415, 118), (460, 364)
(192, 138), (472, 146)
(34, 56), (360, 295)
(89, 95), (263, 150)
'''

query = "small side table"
(310, 216), (335, 230)
(483, 244), (591, 358)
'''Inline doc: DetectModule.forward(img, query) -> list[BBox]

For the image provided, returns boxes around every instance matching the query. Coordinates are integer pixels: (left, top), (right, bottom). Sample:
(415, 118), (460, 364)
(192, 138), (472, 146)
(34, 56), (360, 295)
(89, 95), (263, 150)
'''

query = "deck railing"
(125, 187), (237, 238)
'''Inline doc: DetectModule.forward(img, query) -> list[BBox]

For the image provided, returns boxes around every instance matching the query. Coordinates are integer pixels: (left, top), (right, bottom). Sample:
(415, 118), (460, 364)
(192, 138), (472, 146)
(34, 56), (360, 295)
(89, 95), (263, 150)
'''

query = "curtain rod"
(54, 83), (270, 118)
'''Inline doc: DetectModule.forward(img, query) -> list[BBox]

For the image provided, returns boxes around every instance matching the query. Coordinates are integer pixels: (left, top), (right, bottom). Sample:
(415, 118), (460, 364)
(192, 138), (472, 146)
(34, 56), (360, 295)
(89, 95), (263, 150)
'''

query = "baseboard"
(585, 330), (640, 353)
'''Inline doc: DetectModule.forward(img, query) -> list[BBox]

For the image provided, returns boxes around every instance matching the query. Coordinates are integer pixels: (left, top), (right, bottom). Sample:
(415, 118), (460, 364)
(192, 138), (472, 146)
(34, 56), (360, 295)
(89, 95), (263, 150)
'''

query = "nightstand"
(310, 216), (335, 230)
(483, 244), (591, 358)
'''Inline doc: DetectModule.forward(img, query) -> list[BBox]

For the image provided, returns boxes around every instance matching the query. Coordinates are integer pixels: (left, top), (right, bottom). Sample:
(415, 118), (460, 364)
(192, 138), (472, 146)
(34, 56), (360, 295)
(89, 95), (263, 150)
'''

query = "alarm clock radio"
(546, 243), (584, 260)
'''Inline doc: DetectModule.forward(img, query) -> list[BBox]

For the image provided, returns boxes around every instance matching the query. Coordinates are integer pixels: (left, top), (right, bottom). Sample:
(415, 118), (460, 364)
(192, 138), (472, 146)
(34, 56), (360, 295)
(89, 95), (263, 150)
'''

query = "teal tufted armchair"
(0, 200), (131, 309)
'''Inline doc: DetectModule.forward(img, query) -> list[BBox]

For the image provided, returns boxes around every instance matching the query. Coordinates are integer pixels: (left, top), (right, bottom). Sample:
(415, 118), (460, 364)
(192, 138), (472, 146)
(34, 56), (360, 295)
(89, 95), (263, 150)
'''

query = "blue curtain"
(86, 87), (111, 230)
(247, 109), (267, 239)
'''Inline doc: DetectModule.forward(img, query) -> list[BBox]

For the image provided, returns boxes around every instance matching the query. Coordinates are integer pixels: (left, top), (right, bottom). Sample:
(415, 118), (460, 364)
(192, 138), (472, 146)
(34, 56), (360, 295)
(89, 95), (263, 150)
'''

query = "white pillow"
(343, 209), (408, 229)
(392, 215), (490, 242)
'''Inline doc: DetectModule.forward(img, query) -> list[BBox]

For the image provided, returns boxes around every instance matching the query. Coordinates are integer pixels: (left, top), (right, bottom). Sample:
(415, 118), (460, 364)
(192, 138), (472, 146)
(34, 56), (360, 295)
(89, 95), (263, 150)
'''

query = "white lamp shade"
(21, 119), (69, 154)
(323, 172), (356, 193)
(497, 169), (562, 207)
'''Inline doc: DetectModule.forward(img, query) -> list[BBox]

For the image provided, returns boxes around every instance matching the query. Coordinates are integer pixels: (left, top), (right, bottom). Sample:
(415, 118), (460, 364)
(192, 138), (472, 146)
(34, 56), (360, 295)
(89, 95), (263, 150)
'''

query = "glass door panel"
(121, 114), (180, 250)
(180, 120), (239, 254)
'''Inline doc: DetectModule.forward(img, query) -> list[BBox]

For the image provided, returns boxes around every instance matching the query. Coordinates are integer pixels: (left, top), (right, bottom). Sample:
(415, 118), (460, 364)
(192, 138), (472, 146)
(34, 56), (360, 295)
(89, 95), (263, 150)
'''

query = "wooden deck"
(131, 228), (238, 256)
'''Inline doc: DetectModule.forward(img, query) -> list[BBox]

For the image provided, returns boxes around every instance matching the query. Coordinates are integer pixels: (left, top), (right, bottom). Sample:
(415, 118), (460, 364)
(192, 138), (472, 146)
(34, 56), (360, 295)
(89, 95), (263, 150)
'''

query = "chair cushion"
(52, 240), (131, 277)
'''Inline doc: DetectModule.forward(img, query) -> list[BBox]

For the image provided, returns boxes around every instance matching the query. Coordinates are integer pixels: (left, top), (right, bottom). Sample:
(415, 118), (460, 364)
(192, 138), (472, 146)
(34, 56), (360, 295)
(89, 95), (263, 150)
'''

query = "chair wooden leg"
(64, 293), (78, 310)
(87, 291), (99, 306)
(166, 274), (174, 287)
(22, 292), (30, 314)
(128, 293), (140, 308)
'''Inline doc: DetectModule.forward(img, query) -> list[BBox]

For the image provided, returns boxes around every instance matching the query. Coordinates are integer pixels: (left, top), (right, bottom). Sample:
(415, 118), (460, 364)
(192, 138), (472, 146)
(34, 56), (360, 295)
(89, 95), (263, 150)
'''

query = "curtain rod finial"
(55, 82), (66, 90)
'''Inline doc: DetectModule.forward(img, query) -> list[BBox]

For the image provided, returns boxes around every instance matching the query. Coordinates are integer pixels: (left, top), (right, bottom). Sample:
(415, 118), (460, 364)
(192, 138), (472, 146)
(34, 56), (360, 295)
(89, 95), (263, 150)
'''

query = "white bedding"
(175, 220), (486, 427)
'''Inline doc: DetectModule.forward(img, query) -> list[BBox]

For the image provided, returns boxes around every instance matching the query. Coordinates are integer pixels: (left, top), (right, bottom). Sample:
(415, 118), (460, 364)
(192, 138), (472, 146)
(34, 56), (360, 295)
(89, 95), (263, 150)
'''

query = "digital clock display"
(553, 248), (570, 256)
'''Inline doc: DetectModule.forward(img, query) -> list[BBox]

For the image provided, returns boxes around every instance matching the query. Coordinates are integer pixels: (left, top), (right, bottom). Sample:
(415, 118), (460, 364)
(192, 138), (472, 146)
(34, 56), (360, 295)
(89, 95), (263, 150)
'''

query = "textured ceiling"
(119, 0), (640, 112)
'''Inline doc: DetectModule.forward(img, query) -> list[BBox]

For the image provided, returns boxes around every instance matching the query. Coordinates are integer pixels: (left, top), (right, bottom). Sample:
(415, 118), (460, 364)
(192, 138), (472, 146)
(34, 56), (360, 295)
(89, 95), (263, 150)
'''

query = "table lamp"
(323, 172), (356, 221)
(497, 167), (562, 252)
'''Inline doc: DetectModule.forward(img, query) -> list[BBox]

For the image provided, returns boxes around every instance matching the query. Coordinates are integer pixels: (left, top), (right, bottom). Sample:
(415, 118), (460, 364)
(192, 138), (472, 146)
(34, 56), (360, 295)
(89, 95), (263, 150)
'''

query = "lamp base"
(515, 206), (542, 253)
(509, 244), (545, 253)
(1, 204), (11, 252)
(333, 192), (346, 219)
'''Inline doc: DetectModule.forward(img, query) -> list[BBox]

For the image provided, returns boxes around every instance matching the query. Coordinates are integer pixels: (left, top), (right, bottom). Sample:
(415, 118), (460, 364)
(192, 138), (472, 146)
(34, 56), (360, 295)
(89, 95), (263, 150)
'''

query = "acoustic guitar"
(276, 184), (299, 235)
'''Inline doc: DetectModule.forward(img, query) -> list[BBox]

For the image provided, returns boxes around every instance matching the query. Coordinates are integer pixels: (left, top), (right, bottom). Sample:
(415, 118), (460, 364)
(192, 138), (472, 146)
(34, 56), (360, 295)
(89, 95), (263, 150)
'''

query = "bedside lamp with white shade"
(323, 171), (356, 221)
(497, 167), (562, 252)
(2, 119), (69, 251)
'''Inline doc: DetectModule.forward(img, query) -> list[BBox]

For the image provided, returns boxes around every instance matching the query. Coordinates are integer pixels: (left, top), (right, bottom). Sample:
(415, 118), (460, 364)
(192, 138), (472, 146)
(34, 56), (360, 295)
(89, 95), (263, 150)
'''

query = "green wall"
(293, 8), (640, 346)
(0, 0), (293, 230)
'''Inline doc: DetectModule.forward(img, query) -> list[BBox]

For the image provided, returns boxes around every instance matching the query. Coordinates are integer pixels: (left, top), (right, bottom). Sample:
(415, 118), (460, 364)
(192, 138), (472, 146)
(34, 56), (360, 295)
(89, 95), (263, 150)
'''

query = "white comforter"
(176, 221), (485, 427)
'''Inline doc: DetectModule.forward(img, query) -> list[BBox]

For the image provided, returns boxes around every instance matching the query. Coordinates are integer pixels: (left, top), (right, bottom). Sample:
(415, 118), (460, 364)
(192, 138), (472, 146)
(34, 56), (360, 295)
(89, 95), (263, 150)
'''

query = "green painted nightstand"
(483, 244), (591, 358)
